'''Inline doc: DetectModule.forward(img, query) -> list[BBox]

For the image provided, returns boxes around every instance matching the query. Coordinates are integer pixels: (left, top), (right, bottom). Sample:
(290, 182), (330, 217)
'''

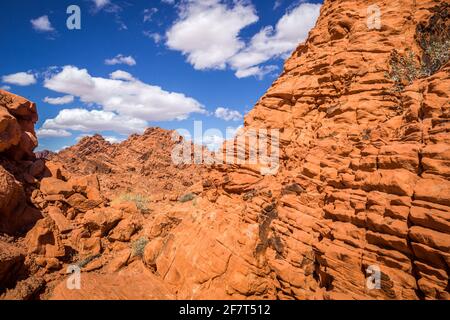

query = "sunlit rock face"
(2, 0), (450, 300)
(226, 0), (450, 300)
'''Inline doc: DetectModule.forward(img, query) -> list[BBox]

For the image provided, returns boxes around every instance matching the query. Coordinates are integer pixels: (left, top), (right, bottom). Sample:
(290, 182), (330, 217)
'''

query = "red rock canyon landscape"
(1, 0), (449, 301)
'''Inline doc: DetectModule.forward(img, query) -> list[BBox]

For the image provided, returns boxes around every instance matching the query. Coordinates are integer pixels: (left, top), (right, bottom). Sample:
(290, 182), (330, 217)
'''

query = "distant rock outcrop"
(1, 0), (449, 300)
(50, 128), (205, 201)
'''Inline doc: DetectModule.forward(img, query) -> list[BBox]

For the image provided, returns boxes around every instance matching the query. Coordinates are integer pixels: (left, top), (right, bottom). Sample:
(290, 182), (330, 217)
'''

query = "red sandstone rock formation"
(0, 90), (42, 235)
(228, 0), (450, 299)
(0, 89), (38, 160)
(50, 129), (205, 201)
(0, 90), (43, 298)
(1, 0), (449, 300)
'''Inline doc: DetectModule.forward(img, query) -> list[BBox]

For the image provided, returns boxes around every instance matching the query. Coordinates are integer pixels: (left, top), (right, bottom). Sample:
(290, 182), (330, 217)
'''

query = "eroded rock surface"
(1, 0), (449, 300)
(196, 0), (450, 300)
(50, 129), (205, 201)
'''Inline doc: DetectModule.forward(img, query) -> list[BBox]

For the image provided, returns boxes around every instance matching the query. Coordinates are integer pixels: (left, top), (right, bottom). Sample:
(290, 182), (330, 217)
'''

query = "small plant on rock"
(243, 190), (257, 201)
(386, 4), (450, 92)
(76, 254), (101, 268)
(386, 50), (420, 92)
(131, 237), (149, 258)
(178, 192), (195, 203)
(362, 128), (372, 141)
(114, 193), (149, 212)
(416, 3), (450, 76)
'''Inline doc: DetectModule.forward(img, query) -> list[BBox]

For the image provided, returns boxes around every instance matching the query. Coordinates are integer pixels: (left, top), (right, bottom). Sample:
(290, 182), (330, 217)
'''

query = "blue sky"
(0, 0), (322, 151)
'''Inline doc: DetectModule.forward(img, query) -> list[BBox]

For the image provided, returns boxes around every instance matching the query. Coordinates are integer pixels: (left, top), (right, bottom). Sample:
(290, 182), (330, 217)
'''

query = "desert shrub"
(178, 193), (195, 203)
(386, 4), (450, 91)
(76, 254), (101, 268)
(420, 37), (450, 76)
(386, 50), (420, 92)
(243, 190), (257, 201)
(362, 128), (372, 141)
(281, 183), (305, 195)
(416, 3), (450, 76)
(131, 237), (149, 258)
(115, 193), (149, 211)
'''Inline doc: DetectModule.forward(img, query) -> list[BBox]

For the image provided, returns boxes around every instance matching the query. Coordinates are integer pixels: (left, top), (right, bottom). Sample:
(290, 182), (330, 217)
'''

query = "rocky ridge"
(1, 0), (449, 300)
(49, 128), (205, 201)
(0, 97), (205, 298)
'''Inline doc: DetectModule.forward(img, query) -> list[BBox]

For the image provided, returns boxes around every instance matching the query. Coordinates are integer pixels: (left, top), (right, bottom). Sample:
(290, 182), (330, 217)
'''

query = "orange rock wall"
(223, 0), (450, 299)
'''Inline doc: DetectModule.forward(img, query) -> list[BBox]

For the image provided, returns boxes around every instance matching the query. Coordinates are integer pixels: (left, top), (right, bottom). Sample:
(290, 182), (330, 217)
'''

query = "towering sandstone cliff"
(220, 1), (450, 299)
(218, 0), (450, 300)
(204, 0), (450, 300)
(1, 0), (449, 300)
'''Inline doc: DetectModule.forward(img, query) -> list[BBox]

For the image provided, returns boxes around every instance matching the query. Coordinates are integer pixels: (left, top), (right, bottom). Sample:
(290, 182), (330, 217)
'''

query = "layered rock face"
(211, 0), (450, 299)
(1, 0), (449, 300)
(50, 0), (449, 301)
(0, 90), (41, 234)
(0, 90), (42, 297)
(1, 123), (205, 298)
(0, 89), (38, 160)
(50, 129), (205, 201)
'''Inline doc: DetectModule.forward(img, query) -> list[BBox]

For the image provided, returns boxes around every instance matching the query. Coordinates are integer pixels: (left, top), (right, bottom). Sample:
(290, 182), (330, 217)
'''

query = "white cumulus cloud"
(109, 70), (135, 81)
(143, 8), (158, 22)
(203, 133), (225, 151)
(214, 107), (243, 121)
(235, 65), (278, 79)
(31, 15), (54, 32)
(92, 0), (110, 9)
(36, 128), (72, 138)
(274, 0), (283, 10)
(43, 66), (205, 122)
(166, 0), (258, 70)
(201, 125), (243, 151)
(2, 72), (37, 86)
(43, 95), (75, 105)
(105, 54), (137, 66)
(104, 136), (124, 144)
(41, 108), (148, 135)
(230, 2), (321, 76)
(166, 1), (321, 78)
(143, 31), (163, 44)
